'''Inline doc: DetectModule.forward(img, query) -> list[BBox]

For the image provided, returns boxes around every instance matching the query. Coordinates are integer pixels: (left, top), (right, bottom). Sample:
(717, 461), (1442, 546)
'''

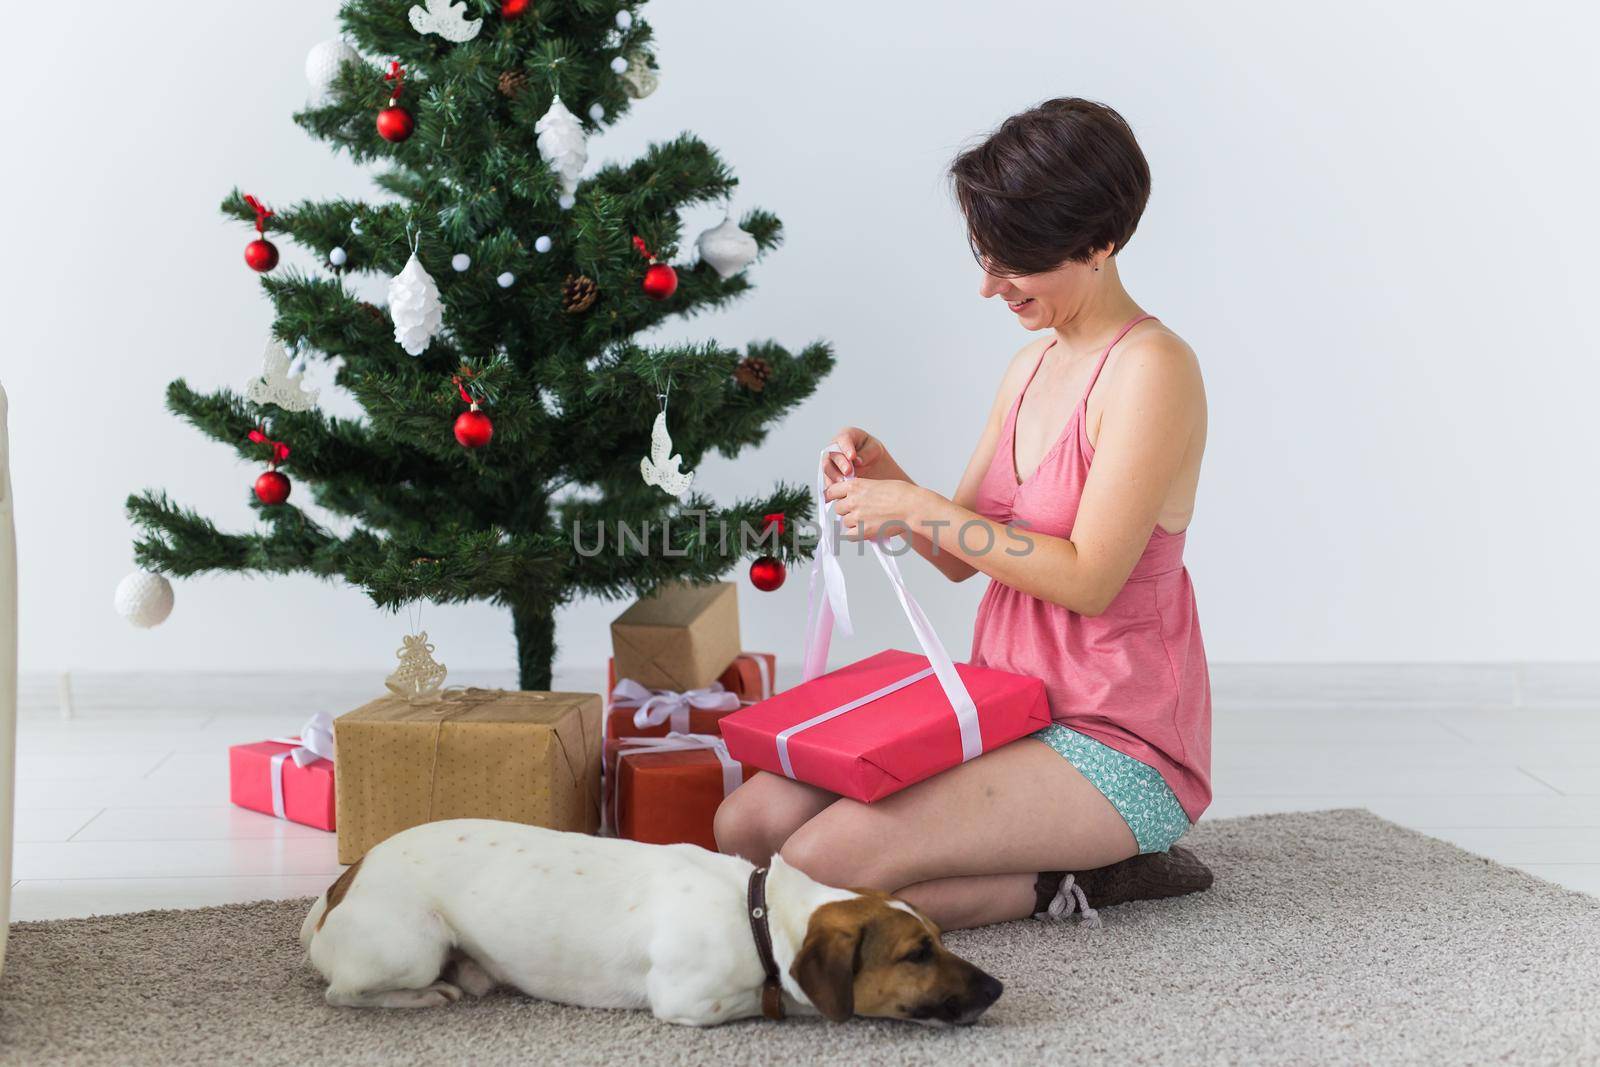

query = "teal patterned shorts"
(1032, 723), (1191, 854)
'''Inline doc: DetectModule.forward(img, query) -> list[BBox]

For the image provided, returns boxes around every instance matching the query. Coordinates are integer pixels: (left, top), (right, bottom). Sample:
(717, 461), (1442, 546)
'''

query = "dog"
(300, 819), (1003, 1026)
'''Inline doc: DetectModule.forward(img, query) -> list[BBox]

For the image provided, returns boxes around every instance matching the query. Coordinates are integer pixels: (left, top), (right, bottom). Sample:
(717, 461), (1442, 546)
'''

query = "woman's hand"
(824, 427), (899, 486)
(823, 476), (926, 542)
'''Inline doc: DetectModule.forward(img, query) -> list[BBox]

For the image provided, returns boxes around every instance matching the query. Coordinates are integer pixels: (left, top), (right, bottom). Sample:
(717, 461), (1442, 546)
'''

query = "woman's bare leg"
(778, 737), (1138, 929)
(713, 771), (837, 864)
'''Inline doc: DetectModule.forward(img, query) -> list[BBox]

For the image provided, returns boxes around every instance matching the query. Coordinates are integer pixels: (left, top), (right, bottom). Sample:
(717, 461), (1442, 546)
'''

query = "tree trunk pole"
(511, 599), (557, 691)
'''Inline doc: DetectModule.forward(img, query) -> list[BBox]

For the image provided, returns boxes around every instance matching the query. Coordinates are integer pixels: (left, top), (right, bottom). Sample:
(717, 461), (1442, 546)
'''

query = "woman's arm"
(829, 333), (1204, 615)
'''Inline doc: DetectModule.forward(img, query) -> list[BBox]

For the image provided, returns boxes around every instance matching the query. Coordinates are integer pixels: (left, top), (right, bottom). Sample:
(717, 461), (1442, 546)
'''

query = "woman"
(715, 98), (1213, 930)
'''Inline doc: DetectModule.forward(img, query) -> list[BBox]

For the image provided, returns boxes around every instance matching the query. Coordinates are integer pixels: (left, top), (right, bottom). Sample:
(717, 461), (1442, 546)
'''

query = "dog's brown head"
(790, 891), (1002, 1025)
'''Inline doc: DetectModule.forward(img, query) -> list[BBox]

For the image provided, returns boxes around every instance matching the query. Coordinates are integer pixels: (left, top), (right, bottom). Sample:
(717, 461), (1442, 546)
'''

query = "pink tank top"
(969, 315), (1211, 821)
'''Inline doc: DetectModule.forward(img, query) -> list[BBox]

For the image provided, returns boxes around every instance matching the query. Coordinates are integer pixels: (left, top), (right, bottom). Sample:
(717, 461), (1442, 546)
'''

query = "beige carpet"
(3, 810), (1597, 1066)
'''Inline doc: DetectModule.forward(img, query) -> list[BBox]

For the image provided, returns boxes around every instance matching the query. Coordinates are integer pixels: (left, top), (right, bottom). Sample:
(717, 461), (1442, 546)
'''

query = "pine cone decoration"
(562, 274), (599, 313)
(733, 355), (773, 392)
(497, 70), (528, 98)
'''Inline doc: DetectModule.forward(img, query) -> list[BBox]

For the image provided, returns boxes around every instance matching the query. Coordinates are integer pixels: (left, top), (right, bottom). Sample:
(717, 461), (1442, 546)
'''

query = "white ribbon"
(607, 731), (744, 834)
(266, 712), (336, 820)
(609, 678), (741, 733)
(788, 443), (983, 777)
(740, 653), (774, 701)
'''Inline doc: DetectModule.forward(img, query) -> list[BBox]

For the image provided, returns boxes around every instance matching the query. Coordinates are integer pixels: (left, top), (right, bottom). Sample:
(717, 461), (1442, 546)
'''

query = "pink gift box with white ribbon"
(227, 713), (336, 831)
(720, 445), (1051, 803)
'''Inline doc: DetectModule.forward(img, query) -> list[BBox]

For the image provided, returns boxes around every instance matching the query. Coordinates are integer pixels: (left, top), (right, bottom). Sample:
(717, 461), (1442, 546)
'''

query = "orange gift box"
(611, 734), (757, 850)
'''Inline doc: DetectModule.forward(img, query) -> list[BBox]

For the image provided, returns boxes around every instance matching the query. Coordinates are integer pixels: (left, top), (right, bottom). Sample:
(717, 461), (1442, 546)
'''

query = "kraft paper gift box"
(719, 443), (1052, 803)
(333, 687), (602, 865)
(228, 739), (336, 832)
(609, 580), (741, 691)
(610, 732), (757, 850)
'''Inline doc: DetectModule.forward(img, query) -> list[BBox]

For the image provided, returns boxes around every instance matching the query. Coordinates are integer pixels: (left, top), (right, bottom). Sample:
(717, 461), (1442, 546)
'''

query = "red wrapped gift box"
(604, 651), (776, 741)
(719, 444), (1051, 803)
(229, 739), (336, 831)
(611, 733), (756, 850)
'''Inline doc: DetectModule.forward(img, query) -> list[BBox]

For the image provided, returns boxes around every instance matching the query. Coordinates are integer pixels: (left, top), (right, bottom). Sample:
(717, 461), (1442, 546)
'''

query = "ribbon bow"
(248, 427), (290, 466)
(265, 712), (336, 820)
(609, 678), (740, 734)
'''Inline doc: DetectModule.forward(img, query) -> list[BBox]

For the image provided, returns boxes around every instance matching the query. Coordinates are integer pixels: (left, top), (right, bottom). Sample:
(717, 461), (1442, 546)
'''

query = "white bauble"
(350, 217), (364, 234)
(696, 214), (759, 279)
(115, 570), (174, 629)
(610, 56), (629, 74)
(328, 246), (348, 266)
(534, 235), (553, 253)
(388, 252), (444, 356)
(589, 102), (606, 122)
(305, 39), (361, 101)
(497, 271), (516, 288)
(616, 10), (633, 29)
(535, 95), (588, 203)
(451, 253), (471, 271)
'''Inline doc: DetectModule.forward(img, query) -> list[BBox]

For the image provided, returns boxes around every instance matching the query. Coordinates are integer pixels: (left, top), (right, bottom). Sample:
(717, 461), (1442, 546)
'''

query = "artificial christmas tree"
(126, 0), (832, 689)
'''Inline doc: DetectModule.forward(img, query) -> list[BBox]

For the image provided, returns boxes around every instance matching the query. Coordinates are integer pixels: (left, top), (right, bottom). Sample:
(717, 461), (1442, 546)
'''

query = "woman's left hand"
(823, 477), (925, 542)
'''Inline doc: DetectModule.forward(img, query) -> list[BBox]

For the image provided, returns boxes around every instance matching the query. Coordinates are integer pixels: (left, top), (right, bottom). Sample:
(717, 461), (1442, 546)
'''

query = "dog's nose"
(976, 973), (1004, 1006)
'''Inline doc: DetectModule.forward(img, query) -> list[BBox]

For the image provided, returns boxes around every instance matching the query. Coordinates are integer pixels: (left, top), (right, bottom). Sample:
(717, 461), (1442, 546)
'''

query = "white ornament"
(385, 631), (449, 704)
(620, 52), (658, 99)
(349, 217), (363, 234)
(535, 95), (588, 204)
(497, 271), (516, 288)
(408, 0), (482, 43)
(640, 409), (695, 498)
(616, 10), (633, 29)
(305, 39), (361, 101)
(558, 193), (576, 211)
(114, 570), (174, 629)
(388, 251), (444, 356)
(246, 340), (320, 412)
(610, 56), (629, 74)
(696, 213), (759, 279)
(588, 102), (606, 122)
(451, 253), (471, 271)
(534, 235), (553, 253)
(328, 246), (348, 266)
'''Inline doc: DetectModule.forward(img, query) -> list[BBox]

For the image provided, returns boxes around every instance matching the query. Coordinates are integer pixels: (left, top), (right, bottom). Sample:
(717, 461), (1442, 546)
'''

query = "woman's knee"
(778, 805), (895, 891)
(713, 773), (812, 863)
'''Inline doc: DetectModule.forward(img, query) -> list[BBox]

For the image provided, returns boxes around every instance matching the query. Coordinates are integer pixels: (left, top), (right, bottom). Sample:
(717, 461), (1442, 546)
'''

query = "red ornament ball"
(501, 0), (532, 16)
(244, 238), (279, 273)
(254, 470), (291, 506)
(641, 261), (678, 301)
(749, 555), (787, 592)
(454, 408), (494, 449)
(376, 106), (415, 143)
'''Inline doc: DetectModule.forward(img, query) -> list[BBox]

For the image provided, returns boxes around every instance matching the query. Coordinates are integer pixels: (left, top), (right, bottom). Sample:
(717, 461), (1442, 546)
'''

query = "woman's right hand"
(825, 427), (895, 486)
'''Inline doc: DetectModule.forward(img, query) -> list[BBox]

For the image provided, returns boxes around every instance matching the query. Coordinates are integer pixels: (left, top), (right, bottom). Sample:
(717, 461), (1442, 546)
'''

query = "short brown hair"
(949, 98), (1151, 276)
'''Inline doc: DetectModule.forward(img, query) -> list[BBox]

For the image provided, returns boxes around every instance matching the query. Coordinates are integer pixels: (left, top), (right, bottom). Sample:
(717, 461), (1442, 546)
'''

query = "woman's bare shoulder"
(989, 334), (1054, 416)
(1104, 321), (1204, 402)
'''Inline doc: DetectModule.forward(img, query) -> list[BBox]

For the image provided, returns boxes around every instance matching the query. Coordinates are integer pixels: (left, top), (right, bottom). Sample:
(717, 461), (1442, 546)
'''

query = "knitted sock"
(1034, 845), (1214, 918)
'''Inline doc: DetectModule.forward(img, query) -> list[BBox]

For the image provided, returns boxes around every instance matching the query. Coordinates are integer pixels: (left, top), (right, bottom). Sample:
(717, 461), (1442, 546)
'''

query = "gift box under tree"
(609, 732), (756, 849)
(228, 713), (336, 831)
(333, 687), (601, 864)
(609, 580), (742, 692)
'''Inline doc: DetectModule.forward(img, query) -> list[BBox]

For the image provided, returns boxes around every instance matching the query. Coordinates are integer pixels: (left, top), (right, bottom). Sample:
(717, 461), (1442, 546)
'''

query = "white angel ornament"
(408, 0), (482, 42)
(246, 340), (320, 412)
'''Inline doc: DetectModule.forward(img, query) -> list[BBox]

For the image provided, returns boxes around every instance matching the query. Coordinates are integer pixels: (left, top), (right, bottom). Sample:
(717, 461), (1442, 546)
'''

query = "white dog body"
(301, 819), (861, 1025)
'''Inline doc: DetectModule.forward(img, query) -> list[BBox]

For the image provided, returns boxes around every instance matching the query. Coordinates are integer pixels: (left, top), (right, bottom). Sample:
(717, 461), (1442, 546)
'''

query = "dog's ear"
(791, 922), (862, 1022)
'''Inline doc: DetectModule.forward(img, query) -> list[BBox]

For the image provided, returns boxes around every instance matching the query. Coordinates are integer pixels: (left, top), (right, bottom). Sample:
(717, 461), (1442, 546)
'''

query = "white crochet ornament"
(408, 0), (482, 42)
(304, 39), (361, 101)
(620, 52), (658, 99)
(696, 213), (759, 279)
(385, 631), (449, 704)
(114, 570), (174, 629)
(535, 96), (587, 208)
(640, 410), (694, 498)
(246, 340), (319, 412)
(388, 251), (444, 356)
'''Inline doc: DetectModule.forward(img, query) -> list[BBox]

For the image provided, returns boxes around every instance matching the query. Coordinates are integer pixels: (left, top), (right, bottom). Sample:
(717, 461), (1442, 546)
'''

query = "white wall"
(2, 0), (1596, 678)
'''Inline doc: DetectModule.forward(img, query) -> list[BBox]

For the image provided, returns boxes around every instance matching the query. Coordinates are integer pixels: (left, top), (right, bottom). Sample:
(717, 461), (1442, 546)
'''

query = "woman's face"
(976, 256), (1098, 330)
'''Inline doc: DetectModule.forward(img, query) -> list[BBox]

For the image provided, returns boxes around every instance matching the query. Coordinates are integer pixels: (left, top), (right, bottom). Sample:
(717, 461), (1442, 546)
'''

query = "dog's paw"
(447, 957), (497, 997)
(426, 981), (463, 1004)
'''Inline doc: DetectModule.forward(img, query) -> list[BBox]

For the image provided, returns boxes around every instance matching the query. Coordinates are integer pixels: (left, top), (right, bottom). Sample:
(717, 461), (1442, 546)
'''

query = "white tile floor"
(8, 664), (1599, 921)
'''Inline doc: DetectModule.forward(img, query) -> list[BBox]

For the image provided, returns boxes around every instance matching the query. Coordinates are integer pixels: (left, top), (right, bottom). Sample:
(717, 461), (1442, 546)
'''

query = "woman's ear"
(790, 924), (861, 1022)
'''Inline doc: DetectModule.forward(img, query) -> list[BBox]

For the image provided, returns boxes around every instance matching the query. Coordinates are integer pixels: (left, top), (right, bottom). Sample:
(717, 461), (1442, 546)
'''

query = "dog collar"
(747, 866), (785, 1020)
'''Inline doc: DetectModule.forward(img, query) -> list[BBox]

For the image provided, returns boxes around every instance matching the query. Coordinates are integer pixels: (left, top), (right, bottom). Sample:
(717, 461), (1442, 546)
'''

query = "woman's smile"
(1007, 297), (1035, 313)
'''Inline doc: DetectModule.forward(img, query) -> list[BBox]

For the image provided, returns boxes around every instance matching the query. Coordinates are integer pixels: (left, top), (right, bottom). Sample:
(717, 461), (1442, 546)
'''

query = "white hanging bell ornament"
(620, 52), (658, 100)
(388, 250), (444, 357)
(696, 211), (759, 280)
(114, 570), (174, 629)
(246, 340), (320, 412)
(385, 631), (449, 704)
(535, 95), (588, 208)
